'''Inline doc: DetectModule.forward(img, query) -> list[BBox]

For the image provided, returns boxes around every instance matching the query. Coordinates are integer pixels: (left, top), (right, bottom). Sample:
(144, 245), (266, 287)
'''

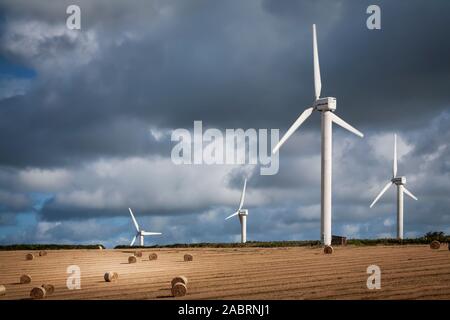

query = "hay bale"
(134, 251), (143, 257)
(25, 253), (34, 261)
(323, 245), (334, 254)
(30, 287), (46, 299)
(20, 274), (32, 284)
(171, 276), (188, 288)
(104, 272), (119, 282)
(149, 253), (158, 261)
(98, 245), (103, 250)
(171, 282), (187, 297)
(184, 254), (193, 262)
(430, 240), (440, 249)
(38, 250), (47, 257)
(41, 284), (54, 295)
(0, 285), (6, 296)
(128, 256), (137, 264)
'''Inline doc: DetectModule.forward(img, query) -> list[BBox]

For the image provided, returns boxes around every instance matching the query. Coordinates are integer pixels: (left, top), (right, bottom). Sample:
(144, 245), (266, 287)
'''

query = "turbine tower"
(369, 134), (418, 239)
(225, 178), (248, 243)
(128, 208), (162, 246)
(272, 24), (364, 247)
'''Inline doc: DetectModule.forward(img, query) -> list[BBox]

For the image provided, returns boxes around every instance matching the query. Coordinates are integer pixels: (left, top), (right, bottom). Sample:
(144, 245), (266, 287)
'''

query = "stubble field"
(0, 245), (449, 300)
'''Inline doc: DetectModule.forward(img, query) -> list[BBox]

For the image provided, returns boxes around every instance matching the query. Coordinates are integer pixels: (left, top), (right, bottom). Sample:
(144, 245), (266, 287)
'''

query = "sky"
(0, 0), (449, 248)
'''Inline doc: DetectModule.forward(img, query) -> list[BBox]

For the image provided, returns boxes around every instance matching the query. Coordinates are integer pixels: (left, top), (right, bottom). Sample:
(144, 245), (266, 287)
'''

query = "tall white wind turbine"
(128, 208), (162, 246)
(225, 178), (248, 243)
(272, 24), (364, 247)
(369, 134), (418, 239)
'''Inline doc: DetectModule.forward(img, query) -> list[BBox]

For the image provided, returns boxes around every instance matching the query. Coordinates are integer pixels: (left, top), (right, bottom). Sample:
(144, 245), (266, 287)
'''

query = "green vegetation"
(346, 238), (444, 246)
(2, 232), (447, 250)
(115, 232), (449, 249)
(0, 244), (105, 251)
(115, 240), (322, 249)
(424, 231), (447, 242)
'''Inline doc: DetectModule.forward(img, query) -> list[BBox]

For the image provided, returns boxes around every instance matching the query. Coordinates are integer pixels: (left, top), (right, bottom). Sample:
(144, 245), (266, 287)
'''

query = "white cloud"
(35, 221), (61, 240)
(383, 217), (394, 227)
(341, 224), (360, 238)
(18, 168), (72, 191)
(376, 232), (393, 239)
(1, 19), (99, 71)
(368, 133), (414, 163)
(43, 156), (270, 213)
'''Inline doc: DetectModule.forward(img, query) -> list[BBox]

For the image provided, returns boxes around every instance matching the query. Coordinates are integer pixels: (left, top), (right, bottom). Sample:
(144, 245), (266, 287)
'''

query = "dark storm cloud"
(1, 0), (449, 168)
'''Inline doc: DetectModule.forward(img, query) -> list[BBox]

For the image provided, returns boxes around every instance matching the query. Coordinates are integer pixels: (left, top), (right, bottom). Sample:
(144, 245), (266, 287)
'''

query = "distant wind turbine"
(128, 208), (162, 246)
(225, 178), (249, 243)
(369, 134), (418, 239)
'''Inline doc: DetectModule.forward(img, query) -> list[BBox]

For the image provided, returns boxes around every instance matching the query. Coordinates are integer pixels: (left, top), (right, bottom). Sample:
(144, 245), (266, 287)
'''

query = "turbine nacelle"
(238, 209), (248, 217)
(314, 97), (336, 112)
(392, 176), (406, 185)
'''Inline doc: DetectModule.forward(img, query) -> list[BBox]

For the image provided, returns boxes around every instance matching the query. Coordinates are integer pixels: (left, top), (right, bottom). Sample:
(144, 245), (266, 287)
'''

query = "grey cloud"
(0, 1), (448, 168)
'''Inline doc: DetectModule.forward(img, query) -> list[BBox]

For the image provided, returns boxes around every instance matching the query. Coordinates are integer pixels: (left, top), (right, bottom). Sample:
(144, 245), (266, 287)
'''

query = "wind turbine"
(128, 208), (162, 246)
(272, 24), (364, 247)
(369, 134), (418, 239)
(225, 178), (248, 243)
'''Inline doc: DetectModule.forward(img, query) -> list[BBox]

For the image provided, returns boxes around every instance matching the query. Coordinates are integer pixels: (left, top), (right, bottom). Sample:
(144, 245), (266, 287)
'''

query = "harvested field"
(0, 245), (449, 300)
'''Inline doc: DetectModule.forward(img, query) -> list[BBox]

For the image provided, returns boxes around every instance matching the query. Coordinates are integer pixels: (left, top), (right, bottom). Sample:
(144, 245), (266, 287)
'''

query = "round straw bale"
(171, 276), (188, 288)
(171, 282), (187, 297)
(20, 274), (32, 284)
(149, 253), (158, 261)
(41, 284), (54, 295)
(25, 253), (34, 260)
(38, 250), (47, 257)
(184, 254), (193, 261)
(0, 285), (6, 296)
(430, 240), (440, 249)
(323, 245), (334, 254)
(30, 287), (46, 299)
(134, 251), (143, 257)
(128, 256), (137, 264)
(98, 245), (103, 250)
(104, 272), (119, 282)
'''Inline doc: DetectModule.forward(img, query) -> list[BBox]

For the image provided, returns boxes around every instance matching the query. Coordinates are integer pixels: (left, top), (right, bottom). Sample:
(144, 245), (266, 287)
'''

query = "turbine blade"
(130, 235), (137, 246)
(238, 178), (247, 210)
(141, 231), (162, 236)
(403, 187), (418, 201)
(313, 24), (322, 100)
(226, 211), (239, 220)
(330, 113), (364, 138)
(370, 181), (393, 208)
(393, 134), (397, 178)
(272, 107), (314, 154)
(128, 208), (140, 232)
